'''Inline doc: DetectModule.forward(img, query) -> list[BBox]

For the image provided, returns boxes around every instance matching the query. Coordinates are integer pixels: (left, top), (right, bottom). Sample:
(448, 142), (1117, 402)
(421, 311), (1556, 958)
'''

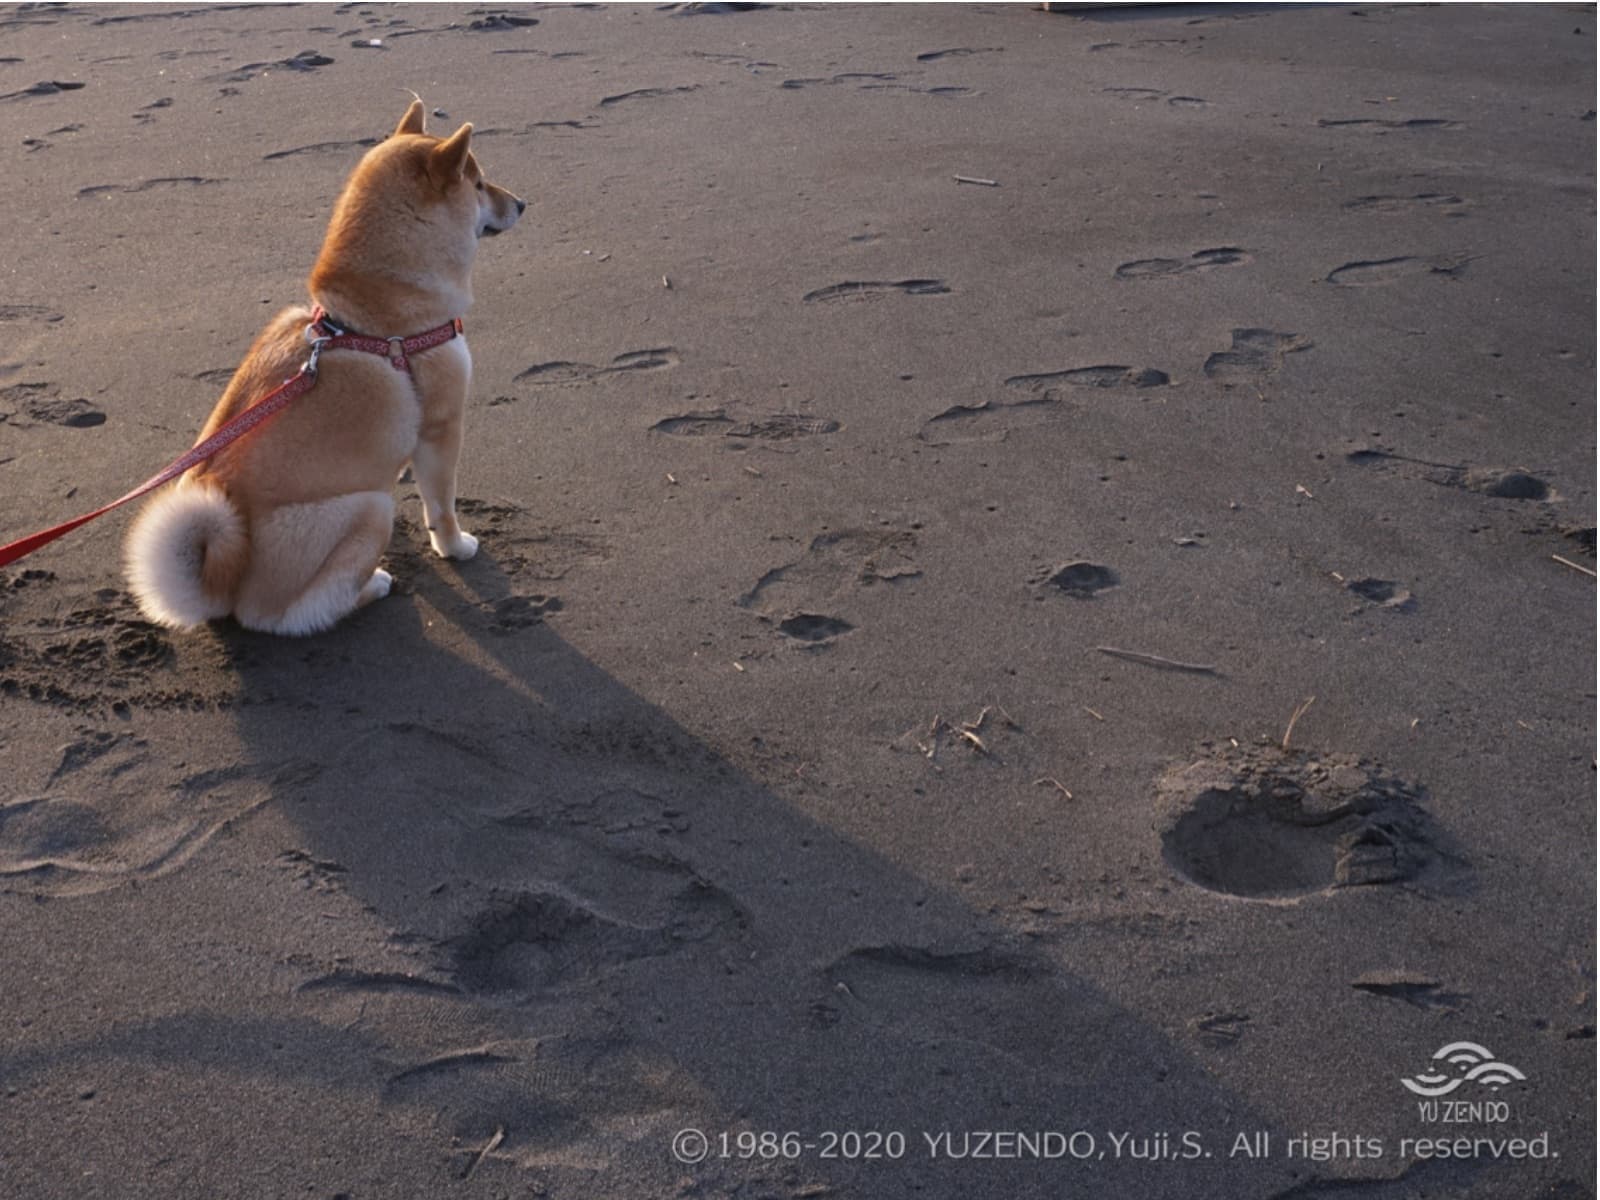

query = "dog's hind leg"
(236, 492), (395, 636)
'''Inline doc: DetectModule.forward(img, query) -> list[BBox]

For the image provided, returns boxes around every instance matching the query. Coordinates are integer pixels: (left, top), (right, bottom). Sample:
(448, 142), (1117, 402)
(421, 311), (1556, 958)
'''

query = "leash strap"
(0, 364), (318, 569)
(0, 308), (465, 569)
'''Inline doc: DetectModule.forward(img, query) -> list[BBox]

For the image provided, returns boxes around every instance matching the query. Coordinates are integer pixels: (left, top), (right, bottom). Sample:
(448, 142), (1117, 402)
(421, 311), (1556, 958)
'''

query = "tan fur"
(124, 102), (523, 636)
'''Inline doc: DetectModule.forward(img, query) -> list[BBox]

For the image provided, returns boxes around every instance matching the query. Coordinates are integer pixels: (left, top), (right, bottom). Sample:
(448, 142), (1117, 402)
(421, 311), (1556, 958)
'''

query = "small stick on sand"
(464, 1126), (505, 1181)
(956, 727), (989, 755)
(1281, 695), (1316, 751)
(1083, 706), (1104, 722)
(1034, 776), (1073, 800)
(1096, 646), (1218, 675)
(954, 174), (999, 187)
(662, 275), (672, 289)
(1552, 554), (1596, 578)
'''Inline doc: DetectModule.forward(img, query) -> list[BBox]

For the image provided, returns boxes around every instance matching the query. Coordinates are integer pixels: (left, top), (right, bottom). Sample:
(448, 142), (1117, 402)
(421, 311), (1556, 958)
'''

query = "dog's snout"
(515, 198), (527, 215)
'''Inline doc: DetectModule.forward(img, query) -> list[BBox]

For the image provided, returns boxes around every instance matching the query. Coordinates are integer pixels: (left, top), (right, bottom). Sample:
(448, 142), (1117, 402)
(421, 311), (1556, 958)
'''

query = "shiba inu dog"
(124, 100), (523, 635)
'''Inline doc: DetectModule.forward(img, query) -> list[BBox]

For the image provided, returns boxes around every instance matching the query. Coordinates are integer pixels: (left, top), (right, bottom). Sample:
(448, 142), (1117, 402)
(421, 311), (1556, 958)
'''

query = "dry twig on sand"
(1281, 696), (1316, 750)
(464, 1126), (505, 1181)
(1033, 776), (1073, 800)
(1552, 554), (1596, 578)
(1096, 646), (1218, 675)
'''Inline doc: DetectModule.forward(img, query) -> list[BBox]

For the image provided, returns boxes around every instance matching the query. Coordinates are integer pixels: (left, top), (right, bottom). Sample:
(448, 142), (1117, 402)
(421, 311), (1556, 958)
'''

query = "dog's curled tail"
(124, 480), (247, 629)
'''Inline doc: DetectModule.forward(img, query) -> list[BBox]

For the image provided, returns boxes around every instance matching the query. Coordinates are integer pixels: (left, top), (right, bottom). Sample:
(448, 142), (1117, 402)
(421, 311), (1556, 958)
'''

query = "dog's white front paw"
(431, 529), (478, 560)
(359, 568), (393, 605)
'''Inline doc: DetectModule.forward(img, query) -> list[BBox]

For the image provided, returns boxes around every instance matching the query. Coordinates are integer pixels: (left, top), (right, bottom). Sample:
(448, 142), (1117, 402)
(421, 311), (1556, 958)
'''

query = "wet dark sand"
(0, 4), (1594, 1197)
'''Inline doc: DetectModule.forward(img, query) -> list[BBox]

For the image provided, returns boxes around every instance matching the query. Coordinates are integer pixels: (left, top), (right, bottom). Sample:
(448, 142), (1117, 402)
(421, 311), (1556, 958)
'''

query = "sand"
(0, 3), (1594, 1197)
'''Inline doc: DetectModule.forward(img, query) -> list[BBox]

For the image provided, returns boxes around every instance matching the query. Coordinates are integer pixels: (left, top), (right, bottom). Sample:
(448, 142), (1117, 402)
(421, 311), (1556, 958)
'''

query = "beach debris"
(1295, 483), (1314, 498)
(954, 174), (999, 187)
(1083, 706), (1104, 722)
(899, 705), (1019, 761)
(1280, 696), (1315, 751)
(1553, 554), (1595, 578)
(1033, 776), (1073, 800)
(1095, 646), (1218, 675)
(462, 1126), (505, 1180)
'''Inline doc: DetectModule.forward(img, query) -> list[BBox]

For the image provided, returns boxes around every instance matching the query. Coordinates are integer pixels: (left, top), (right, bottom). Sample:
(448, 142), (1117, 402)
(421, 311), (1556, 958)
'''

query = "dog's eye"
(475, 180), (484, 192)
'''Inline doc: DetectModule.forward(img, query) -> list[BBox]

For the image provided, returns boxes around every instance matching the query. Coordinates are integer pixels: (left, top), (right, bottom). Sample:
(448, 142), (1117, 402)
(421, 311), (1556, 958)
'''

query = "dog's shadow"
(24, 526), (1312, 1196)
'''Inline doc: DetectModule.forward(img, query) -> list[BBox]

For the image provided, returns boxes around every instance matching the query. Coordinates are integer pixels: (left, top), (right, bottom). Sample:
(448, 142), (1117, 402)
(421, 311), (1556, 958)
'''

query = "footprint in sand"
(262, 137), (380, 161)
(599, 85), (699, 107)
(1115, 247), (1250, 280)
(1352, 971), (1467, 1012)
(813, 944), (1124, 1080)
(0, 748), (319, 897)
(803, 279), (950, 304)
(0, 80), (86, 102)
(650, 409), (839, 441)
(0, 305), (64, 326)
(915, 46), (1001, 62)
(0, 382), (105, 428)
(1342, 193), (1468, 217)
(1326, 255), (1472, 286)
(206, 51), (334, 85)
(1316, 116), (1462, 131)
(1156, 748), (1461, 900)
(446, 864), (744, 995)
(1345, 448), (1554, 502)
(1102, 86), (1208, 108)
(740, 528), (920, 645)
(1039, 561), (1119, 599)
(1344, 577), (1416, 611)
(78, 176), (224, 198)
(512, 348), (679, 387)
(919, 365), (1169, 443)
(1202, 329), (1311, 382)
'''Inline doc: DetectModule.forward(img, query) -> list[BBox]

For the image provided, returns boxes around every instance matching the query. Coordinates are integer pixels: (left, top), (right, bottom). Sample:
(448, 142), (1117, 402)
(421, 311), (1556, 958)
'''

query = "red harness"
(308, 306), (463, 374)
(0, 309), (464, 568)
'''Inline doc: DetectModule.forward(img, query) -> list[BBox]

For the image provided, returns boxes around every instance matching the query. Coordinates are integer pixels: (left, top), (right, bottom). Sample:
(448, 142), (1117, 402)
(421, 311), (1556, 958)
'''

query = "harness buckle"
(303, 326), (331, 376)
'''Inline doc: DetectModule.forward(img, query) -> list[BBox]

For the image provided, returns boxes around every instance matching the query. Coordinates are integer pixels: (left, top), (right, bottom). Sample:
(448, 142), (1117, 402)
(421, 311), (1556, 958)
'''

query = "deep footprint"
(1345, 577), (1415, 610)
(1043, 561), (1119, 598)
(1157, 748), (1456, 900)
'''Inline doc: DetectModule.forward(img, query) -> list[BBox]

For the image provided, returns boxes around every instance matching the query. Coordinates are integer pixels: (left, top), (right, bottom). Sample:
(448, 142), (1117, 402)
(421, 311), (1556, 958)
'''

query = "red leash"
(0, 310), (463, 570)
(0, 361), (318, 569)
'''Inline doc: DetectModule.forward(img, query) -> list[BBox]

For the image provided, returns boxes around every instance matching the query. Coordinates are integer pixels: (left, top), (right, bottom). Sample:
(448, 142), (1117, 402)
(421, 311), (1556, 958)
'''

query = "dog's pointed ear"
(395, 99), (427, 137)
(430, 123), (474, 182)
